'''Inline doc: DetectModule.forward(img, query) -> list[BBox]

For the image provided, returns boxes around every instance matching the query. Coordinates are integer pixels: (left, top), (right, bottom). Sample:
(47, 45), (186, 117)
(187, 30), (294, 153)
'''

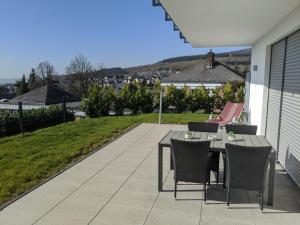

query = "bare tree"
(36, 61), (56, 85)
(65, 54), (93, 97)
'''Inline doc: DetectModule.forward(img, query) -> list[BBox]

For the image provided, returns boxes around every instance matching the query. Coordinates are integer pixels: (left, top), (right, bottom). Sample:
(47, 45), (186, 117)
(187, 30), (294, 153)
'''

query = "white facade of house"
(161, 82), (222, 89)
(249, 5), (300, 134)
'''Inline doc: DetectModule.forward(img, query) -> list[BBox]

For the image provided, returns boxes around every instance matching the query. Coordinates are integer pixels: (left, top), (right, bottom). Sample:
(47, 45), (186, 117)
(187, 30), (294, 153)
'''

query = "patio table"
(158, 130), (276, 206)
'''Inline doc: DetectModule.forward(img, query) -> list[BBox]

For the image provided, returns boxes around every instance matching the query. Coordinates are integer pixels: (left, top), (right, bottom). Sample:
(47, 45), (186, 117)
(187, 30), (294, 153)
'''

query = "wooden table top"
(159, 130), (273, 152)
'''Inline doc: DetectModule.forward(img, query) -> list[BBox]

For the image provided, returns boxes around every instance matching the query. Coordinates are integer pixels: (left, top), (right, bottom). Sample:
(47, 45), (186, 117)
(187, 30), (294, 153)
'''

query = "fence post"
(18, 101), (24, 134)
(62, 97), (67, 123)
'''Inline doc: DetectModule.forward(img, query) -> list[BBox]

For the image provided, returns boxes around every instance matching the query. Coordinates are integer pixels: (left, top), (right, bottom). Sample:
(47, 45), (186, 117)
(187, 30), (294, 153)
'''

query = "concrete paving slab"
(1, 123), (300, 225)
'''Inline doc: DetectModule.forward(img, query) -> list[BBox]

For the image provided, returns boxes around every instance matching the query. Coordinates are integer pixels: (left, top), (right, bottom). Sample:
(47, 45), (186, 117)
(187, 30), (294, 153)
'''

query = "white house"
(154, 0), (300, 187)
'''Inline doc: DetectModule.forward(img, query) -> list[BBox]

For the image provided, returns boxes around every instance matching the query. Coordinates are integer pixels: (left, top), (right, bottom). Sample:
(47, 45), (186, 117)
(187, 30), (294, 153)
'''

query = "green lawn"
(0, 113), (208, 206)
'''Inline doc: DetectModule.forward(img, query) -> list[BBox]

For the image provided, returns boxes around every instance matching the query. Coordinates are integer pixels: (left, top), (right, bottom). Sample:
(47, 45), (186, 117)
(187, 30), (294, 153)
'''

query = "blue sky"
(0, 0), (249, 79)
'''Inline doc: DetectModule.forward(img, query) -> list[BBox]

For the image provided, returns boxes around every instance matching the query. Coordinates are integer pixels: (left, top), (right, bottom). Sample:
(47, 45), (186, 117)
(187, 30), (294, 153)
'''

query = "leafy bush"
(113, 94), (125, 115)
(222, 82), (236, 105)
(136, 84), (153, 113)
(165, 85), (189, 113)
(81, 85), (115, 117)
(0, 111), (19, 137)
(198, 87), (214, 113)
(119, 83), (140, 114)
(187, 90), (200, 113)
(212, 87), (224, 111)
(236, 86), (245, 103)
(153, 81), (169, 112)
(187, 86), (213, 113)
(0, 105), (74, 137)
(81, 80), (245, 116)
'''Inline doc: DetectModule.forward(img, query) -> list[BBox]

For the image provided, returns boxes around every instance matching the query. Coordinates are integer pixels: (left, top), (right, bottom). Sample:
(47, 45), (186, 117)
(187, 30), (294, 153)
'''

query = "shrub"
(81, 85), (115, 117)
(198, 86), (214, 113)
(187, 89), (200, 113)
(153, 81), (169, 112)
(188, 86), (213, 113)
(0, 106), (74, 137)
(236, 86), (245, 103)
(114, 94), (124, 115)
(119, 83), (140, 114)
(212, 87), (224, 111)
(137, 85), (153, 113)
(0, 111), (19, 137)
(165, 85), (188, 113)
(222, 82), (235, 105)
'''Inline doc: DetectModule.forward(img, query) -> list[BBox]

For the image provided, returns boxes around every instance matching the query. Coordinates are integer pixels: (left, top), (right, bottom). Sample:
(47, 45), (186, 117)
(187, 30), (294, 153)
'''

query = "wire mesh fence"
(0, 101), (85, 117)
(0, 100), (85, 137)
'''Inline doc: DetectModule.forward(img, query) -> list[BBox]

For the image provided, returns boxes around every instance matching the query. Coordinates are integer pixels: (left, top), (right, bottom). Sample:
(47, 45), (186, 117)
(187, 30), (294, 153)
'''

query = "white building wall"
(161, 82), (222, 89)
(249, 5), (300, 134)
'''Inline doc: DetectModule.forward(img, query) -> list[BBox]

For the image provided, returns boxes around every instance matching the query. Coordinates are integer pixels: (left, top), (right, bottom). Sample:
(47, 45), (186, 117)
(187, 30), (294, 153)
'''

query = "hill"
(125, 48), (251, 75)
(159, 48), (251, 63)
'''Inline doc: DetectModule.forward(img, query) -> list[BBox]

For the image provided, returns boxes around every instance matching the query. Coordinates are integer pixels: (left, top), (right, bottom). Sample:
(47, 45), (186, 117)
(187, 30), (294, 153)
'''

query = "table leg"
(267, 152), (276, 206)
(158, 144), (163, 191)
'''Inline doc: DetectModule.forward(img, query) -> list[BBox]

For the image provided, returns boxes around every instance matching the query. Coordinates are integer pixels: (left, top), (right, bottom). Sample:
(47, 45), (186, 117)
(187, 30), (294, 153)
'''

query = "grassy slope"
(0, 113), (208, 206)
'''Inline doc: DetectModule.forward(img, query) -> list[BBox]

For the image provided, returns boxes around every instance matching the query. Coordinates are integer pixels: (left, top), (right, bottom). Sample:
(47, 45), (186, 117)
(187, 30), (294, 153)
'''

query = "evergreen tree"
(28, 68), (43, 91)
(28, 68), (36, 84)
(15, 74), (29, 96)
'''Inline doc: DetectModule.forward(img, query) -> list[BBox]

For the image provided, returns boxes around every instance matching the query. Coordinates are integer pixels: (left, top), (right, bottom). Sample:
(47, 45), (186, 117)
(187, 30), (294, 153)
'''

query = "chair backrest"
(225, 143), (272, 192)
(220, 102), (234, 119)
(171, 139), (211, 183)
(188, 122), (219, 133)
(225, 124), (257, 135)
(220, 102), (244, 123)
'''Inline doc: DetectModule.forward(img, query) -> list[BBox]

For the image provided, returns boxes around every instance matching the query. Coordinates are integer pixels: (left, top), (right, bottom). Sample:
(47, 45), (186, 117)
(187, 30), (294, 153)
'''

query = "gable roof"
(162, 61), (244, 84)
(9, 82), (80, 105)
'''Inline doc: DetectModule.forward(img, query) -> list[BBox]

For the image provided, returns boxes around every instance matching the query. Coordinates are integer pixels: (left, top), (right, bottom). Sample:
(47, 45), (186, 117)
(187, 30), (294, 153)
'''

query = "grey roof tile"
(162, 61), (244, 83)
(9, 83), (80, 105)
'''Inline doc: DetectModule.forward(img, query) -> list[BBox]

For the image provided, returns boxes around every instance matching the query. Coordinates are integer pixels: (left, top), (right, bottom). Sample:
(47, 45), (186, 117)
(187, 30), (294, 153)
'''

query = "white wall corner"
(249, 4), (300, 135)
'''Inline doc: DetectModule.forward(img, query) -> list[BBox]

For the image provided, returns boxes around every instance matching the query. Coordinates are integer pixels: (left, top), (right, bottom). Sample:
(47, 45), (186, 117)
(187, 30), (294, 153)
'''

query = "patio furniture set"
(158, 103), (276, 211)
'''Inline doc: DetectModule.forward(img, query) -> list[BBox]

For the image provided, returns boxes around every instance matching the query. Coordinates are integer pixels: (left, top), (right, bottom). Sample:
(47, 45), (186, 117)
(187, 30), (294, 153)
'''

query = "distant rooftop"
(162, 51), (244, 84)
(9, 82), (80, 105)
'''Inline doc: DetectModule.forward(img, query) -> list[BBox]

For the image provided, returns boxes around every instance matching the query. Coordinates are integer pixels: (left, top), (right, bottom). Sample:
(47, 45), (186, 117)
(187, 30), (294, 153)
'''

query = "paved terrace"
(1, 124), (300, 225)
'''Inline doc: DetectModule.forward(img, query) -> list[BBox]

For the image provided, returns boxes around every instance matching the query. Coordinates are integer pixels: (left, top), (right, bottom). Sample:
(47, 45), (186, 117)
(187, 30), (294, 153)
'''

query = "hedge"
(81, 81), (245, 117)
(0, 105), (75, 137)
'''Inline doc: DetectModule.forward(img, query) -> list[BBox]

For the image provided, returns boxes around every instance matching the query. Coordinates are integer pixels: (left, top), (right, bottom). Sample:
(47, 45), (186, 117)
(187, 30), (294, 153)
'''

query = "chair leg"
(261, 191), (264, 211)
(204, 183), (207, 202)
(208, 171), (211, 186)
(170, 151), (173, 170)
(227, 187), (230, 207)
(174, 181), (177, 198)
(223, 159), (227, 189)
(216, 170), (219, 184)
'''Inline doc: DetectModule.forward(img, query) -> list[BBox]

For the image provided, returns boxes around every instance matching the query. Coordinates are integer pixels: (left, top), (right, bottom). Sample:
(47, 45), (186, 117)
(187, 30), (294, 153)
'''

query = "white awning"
(157, 0), (300, 47)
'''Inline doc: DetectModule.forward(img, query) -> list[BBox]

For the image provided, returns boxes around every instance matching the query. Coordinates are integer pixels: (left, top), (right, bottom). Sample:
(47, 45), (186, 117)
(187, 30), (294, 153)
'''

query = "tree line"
(15, 55), (103, 97)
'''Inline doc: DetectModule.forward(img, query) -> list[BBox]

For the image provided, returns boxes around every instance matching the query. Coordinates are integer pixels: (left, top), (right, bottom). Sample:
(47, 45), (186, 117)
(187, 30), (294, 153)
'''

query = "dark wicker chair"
(225, 124), (258, 135)
(188, 122), (220, 184)
(222, 124), (258, 188)
(188, 122), (219, 133)
(171, 139), (211, 201)
(225, 143), (272, 210)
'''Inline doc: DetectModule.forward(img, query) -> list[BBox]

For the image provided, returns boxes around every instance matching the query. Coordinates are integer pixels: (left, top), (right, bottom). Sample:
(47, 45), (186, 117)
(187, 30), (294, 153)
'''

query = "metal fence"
(0, 101), (86, 117)
(0, 100), (86, 137)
